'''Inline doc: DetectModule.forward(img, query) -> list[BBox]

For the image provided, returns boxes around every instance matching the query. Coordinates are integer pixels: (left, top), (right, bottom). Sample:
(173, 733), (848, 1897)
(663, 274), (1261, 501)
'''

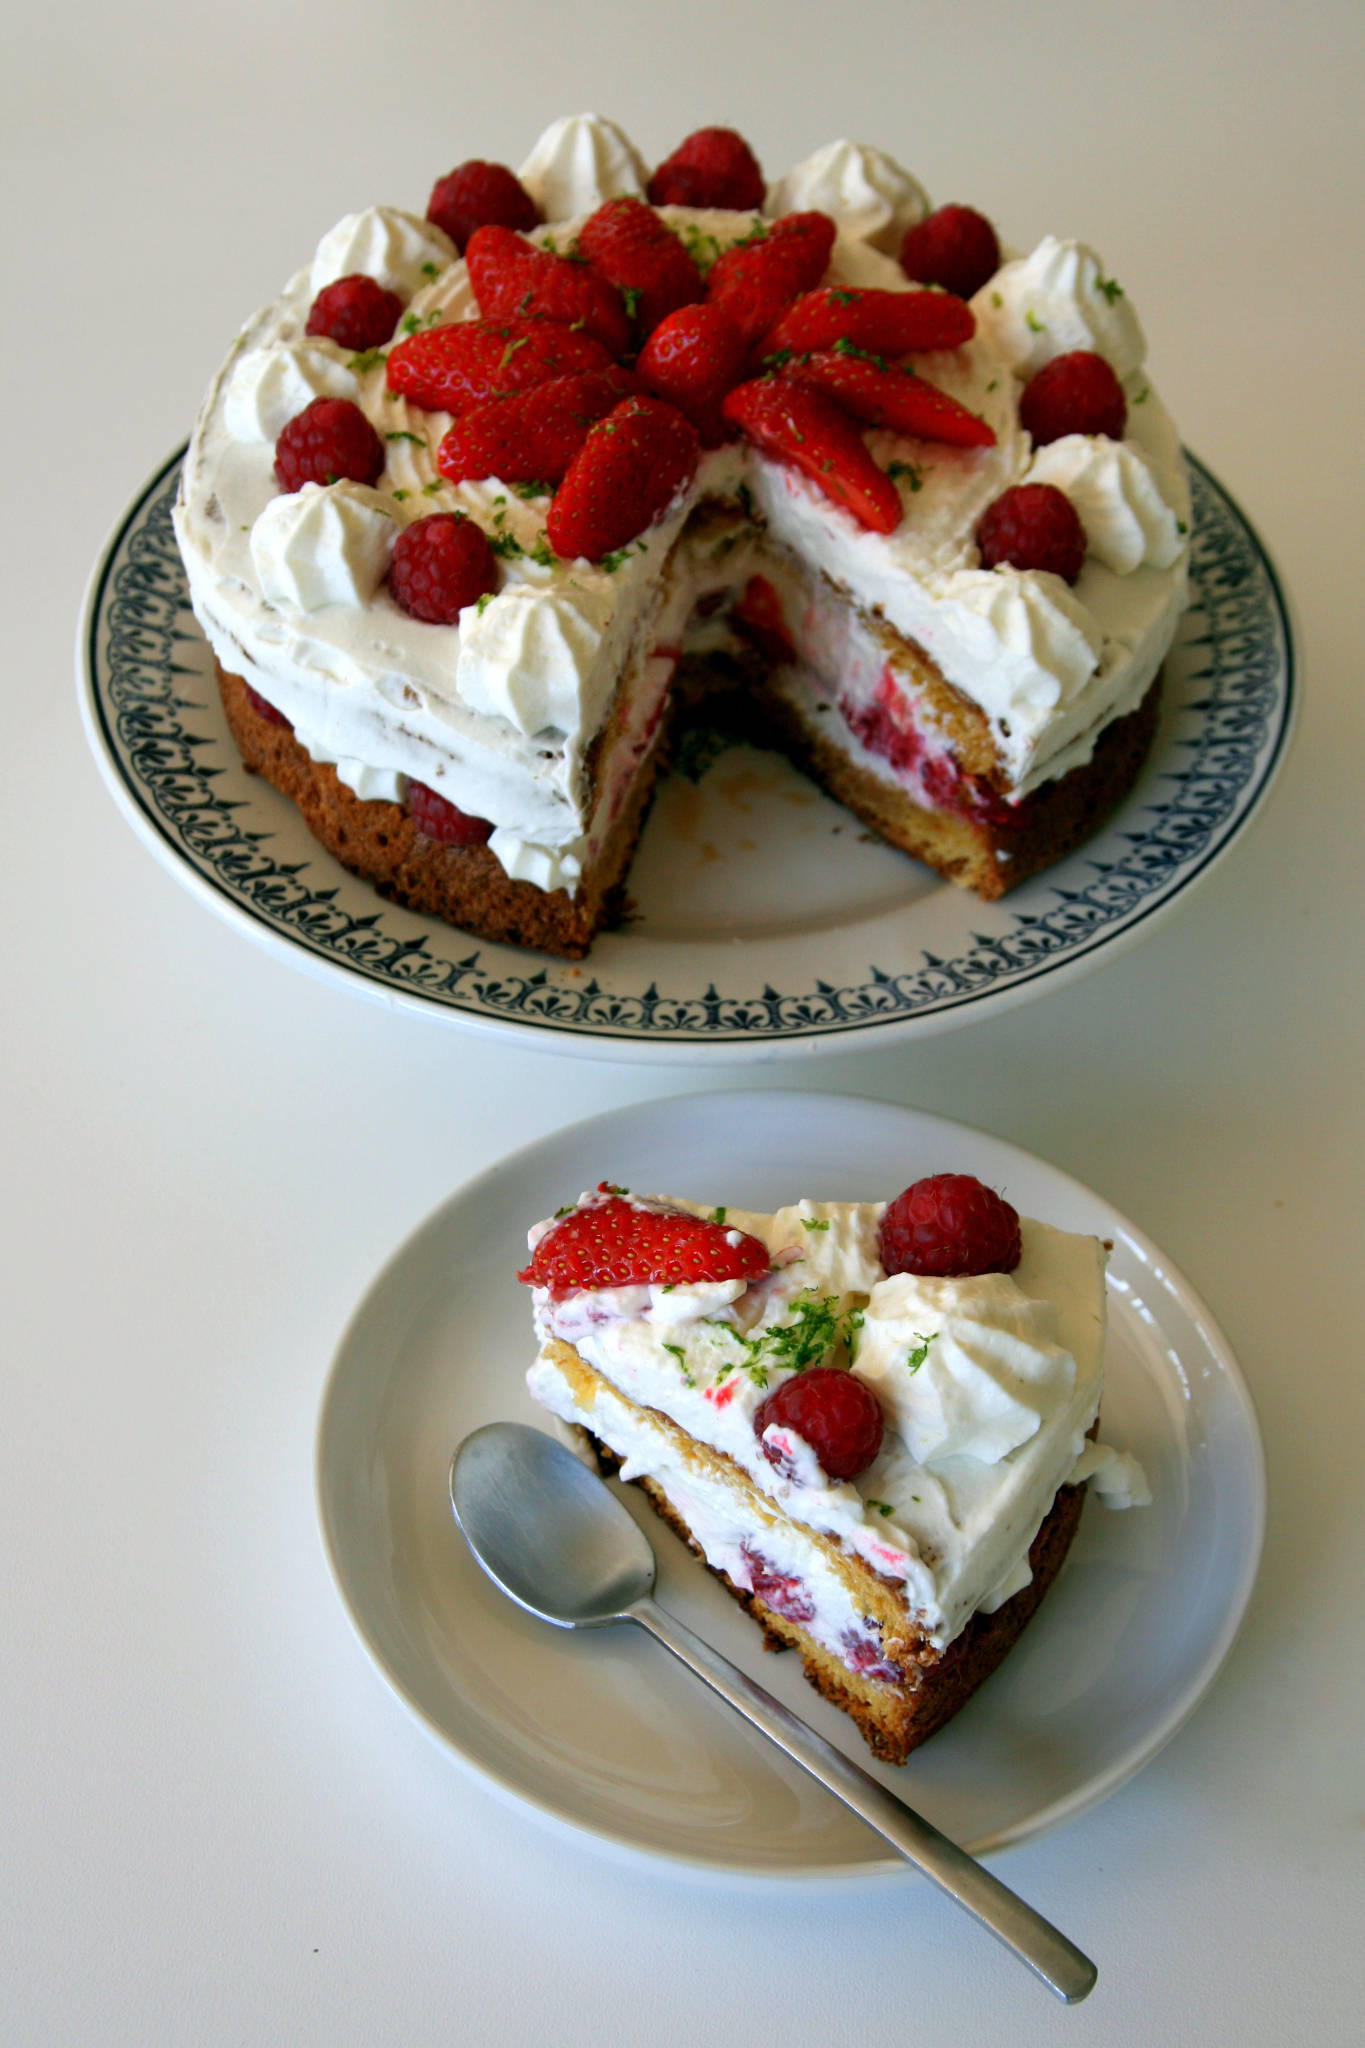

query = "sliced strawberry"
(519, 1188), (769, 1295)
(546, 396), (699, 562)
(465, 225), (632, 358)
(635, 303), (747, 445)
(722, 376), (902, 534)
(386, 317), (611, 415)
(785, 347), (996, 447)
(437, 367), (637, 484)
(578, 197), (704, 339)
(706, 212), (837, 348)
(761, 285), (975, 359)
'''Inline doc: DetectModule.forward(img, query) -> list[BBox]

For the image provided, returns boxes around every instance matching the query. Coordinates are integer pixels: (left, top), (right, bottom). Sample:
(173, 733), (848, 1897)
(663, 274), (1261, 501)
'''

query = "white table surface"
(4, 1), (1363, 2039)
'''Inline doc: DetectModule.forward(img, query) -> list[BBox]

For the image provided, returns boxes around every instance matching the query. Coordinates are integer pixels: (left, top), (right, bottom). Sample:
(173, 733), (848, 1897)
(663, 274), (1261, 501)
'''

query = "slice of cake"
(521, 1174), (1149, 1763)
(175, 115), (1191, 957)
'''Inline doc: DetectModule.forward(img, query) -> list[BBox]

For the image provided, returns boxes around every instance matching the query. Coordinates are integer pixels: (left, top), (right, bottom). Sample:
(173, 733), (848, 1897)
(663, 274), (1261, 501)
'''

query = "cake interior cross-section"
(175, 115), (1191, 958)
(521, 1174), (1150, 1762)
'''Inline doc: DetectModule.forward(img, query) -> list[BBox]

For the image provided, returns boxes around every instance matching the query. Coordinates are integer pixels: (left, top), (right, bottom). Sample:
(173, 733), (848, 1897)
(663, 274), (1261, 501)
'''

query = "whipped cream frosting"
(526, 1195), (1147, 1652)
(971, 235), (1146, 382)
(765, 139), (930, 254)
(518, 113), (648, 220)
(250, 482), (397, 611)
(175, 116), (1191, 889)
(309, 207), (454, 299)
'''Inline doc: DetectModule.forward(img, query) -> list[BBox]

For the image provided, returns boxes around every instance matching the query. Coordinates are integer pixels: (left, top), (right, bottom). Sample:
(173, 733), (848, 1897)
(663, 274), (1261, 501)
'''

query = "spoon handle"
(631, 1594), (1096, 2005)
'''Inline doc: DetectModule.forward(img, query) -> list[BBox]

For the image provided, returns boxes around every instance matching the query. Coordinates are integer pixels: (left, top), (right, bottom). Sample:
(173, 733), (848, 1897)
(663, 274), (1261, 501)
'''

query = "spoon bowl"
(452, 1421), (655, 1625)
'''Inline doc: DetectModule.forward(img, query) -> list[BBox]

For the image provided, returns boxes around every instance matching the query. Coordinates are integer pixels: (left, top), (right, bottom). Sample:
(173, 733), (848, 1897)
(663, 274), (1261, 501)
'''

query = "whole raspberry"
(387, 513), (497, 624)
(305, 274), (404, 351)
(977, 483), (1086, 584)
(1019, 350), (1127, 446)
(274, 397), (385, 493)
(754, 1368), (884, 1483)
(427, 160), (540, 252)
(648, 127), (766, 211)
(878, 1174), (1022, 1278)
(899, 204), (1001, 301)
(407, 780), (495, 847)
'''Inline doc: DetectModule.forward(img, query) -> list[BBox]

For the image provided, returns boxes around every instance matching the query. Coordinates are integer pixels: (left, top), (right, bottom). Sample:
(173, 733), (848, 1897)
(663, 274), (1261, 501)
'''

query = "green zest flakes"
(349, 348), (387, 373)
(865, 1499), (895, 1518)
(800, 1217), (830, 1233)
(709, 1206), (728, 1226)
(1097, 275), (1124, 305)
(385, 431), (425, 445)
(906, 1331), (938, 1374)
(887, 460), (925, 492)
(1024, 309), (1045, 333)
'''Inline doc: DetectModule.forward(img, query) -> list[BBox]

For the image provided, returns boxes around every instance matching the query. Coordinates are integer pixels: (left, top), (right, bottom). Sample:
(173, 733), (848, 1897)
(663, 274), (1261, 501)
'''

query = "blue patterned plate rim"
(79, 448), (1296, 1062)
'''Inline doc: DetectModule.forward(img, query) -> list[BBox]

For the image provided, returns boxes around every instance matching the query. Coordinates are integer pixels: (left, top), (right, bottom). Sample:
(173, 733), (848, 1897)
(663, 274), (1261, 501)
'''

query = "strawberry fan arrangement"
(267, 124), (1126, 630)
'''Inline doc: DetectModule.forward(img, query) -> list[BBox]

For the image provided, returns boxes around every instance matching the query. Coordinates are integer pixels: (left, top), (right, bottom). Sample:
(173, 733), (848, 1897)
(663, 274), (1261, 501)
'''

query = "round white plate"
(81, 453), (1294, 1063)
(316, 1091), (1264, 1878)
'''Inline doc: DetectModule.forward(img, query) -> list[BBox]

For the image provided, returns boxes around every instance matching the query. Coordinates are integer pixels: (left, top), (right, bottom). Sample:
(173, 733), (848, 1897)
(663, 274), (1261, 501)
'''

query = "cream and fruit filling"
(525, 1196), (1149, 1679)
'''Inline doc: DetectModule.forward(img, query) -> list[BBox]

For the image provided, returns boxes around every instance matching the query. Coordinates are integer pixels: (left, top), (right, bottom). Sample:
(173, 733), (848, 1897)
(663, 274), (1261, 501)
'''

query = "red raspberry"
(426, 160), (540, 253)
(386, 317), (611, 416)
(387, 513), (497, 624)
(437, 367), (637, 485)
(878, 1174), (1022, 1278)
(518, 1188), (770, 1295)
(647, 127), (766, 211)
(578, 197), (705, 338)
(706, 213), (837, 348)
(274, 397), (385, 492)
(244, 682), (290, 728)
(546, 396), (699, 562)
(899, 205), (1001, 302)
(636, 302), (747, 444)
(305, 274), (404, 352)
(1019, 350), (1127, 446)
(977, 483), (1086, 584)
(754, 1367), (884, 1483)
(407, 780), (495, 847)
(465, 225), (632, 358)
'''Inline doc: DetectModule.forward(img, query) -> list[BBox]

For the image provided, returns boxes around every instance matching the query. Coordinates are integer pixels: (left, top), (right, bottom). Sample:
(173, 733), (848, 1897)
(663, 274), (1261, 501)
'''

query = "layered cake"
(521, 1172), (1149, 1762)
(175, 115), (1191, 957)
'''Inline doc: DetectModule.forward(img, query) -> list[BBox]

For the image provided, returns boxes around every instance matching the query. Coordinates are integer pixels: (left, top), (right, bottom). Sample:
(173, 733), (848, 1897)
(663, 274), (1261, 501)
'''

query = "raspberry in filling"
(406, 781), (495, 847)
(879, 1174), (1022, 1278)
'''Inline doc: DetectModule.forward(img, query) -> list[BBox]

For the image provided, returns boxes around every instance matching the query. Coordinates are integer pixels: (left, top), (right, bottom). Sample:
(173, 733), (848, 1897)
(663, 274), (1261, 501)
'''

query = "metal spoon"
(450, 1422), (1097, 2004)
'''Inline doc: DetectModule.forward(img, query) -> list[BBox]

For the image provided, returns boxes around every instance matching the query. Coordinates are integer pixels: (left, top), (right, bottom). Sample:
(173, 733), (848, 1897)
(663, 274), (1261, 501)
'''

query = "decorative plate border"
(80, 450), (1295, 1058)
